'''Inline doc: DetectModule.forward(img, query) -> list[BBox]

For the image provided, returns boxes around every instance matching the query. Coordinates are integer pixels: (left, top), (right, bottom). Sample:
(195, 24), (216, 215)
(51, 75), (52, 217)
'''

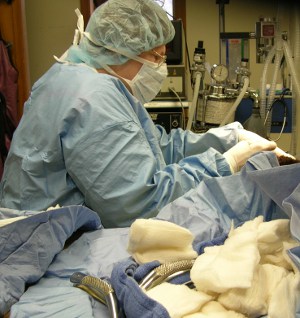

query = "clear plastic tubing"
(260, 46), (276, 121)
(265, 39), (283, 135)
(187, 72), (201, 130)
(290, 6), (300, 155)
(283, 39), (300, 102)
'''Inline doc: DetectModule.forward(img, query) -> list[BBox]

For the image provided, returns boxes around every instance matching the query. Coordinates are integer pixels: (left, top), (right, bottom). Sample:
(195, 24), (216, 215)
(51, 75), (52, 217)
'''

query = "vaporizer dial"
(211, 64), (229, 83)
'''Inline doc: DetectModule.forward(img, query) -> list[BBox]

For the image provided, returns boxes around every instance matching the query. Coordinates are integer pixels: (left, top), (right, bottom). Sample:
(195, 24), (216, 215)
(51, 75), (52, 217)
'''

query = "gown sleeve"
(62, 85), (235, 228)
(156, 122), (243, 164)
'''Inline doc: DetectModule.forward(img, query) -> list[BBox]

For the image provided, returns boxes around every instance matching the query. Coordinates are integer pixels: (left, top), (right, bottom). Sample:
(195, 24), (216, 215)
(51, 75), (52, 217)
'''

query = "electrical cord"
(264, 88), (290, 142)
(168, 86), (186, 129)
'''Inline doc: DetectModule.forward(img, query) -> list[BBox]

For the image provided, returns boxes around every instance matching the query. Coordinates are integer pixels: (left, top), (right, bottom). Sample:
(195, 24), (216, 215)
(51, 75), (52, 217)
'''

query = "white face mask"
(101, 47), (168, 104)
(124, 62), (168, 104)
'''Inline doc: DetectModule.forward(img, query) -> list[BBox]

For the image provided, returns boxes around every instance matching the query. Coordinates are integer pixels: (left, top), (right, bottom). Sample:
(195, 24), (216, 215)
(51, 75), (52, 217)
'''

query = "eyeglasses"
(155, 0), (165, 7)
(151, 49), (167, 67)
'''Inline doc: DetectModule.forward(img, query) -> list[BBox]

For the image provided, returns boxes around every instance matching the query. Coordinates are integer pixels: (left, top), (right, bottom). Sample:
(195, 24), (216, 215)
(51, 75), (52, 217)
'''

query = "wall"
(25, 0), (80, 85)
(24, 0), (295, 93)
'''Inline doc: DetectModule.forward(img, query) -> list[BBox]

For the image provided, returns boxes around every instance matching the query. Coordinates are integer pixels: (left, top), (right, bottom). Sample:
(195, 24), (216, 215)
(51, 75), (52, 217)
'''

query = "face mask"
(124, 62), (168, 104)
(101, 46), (168, 104)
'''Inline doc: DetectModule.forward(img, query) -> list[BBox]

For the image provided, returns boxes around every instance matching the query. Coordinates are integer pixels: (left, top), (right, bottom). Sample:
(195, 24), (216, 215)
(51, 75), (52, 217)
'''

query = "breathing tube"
(287, 5), (300, 155)
(186, 72), (201, 130)
(259, 46), (276, 126)
(264, 89), (289, 142)
(283, 39), (300, 155)
(265, 38), (284, 136)
(260, 7), (300, 155)
(219, 76), (249, 127)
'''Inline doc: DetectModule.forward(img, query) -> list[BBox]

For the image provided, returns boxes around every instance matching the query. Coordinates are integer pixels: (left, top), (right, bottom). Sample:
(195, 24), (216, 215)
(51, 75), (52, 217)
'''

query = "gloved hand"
(223, 139), (277, 173)
(238, 128), (295, 160)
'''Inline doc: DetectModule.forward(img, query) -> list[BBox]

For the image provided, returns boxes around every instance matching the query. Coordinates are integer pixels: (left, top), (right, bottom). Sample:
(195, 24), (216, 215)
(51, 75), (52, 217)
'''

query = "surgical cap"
(66, 0), (175, 68)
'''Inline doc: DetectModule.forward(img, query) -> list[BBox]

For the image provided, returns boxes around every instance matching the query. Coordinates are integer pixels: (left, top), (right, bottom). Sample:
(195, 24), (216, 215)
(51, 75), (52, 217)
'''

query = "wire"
(264, 88), (289, 142)
(168, 87), (186, 129)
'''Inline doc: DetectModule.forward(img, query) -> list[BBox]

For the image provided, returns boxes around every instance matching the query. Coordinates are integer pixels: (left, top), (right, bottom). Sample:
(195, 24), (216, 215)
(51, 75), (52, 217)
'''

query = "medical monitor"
(153, 1), (182, 65)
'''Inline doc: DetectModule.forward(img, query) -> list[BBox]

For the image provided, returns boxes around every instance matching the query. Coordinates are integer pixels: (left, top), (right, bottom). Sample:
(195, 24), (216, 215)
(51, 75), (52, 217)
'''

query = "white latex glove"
(223, 139), (277, 173)
(238, 129), (295, 160)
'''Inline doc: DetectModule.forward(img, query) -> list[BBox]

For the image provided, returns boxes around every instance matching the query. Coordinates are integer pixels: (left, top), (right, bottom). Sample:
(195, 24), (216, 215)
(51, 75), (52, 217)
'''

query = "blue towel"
(194, 232), (228, 254)
(0, 205), (101, 315)
(111, 258), (170, 318)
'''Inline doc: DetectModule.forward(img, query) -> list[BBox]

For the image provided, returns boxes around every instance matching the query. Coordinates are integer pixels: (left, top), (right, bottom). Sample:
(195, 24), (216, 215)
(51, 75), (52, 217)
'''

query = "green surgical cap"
(66, 0), (175, 68)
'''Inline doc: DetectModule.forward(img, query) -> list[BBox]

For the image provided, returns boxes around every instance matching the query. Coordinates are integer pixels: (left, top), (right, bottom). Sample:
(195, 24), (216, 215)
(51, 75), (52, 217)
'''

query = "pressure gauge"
(211, 64), (229, 83)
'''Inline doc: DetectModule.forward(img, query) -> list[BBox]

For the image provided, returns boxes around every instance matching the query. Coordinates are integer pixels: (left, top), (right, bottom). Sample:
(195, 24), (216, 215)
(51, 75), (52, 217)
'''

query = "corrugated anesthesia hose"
(260, 46), (276, 121)
(283, 41), (300, 100)
(290, 4), (300, 156)
(186, 72), (201, 130)
(219, 76), (249, 127)
(283, 40), (300, 155)
(265, 40), (283, 136)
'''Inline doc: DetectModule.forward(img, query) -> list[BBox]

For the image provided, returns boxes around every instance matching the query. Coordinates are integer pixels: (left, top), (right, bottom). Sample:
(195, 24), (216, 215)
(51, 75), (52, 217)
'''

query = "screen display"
(166, 20), (182, 65)
(262, 24), (275, 37)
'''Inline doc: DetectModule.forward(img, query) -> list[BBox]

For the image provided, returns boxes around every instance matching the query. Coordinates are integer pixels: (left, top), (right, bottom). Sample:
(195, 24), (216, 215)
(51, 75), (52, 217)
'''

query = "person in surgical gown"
(0, 0), (279, 227)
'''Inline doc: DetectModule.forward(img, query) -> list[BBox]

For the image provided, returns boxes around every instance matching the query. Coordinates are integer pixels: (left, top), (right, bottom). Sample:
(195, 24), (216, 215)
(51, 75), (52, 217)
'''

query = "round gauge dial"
(211, 64), (229, 83)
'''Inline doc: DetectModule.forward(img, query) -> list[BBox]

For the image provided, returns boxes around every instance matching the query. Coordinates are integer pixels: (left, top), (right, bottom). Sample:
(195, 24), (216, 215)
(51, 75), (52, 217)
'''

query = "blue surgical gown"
(0, 63), (241, 227)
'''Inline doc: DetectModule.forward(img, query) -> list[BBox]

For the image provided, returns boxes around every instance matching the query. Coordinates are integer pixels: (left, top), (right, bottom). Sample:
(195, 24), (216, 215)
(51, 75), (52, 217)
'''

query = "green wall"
(25, 0), (80, 84)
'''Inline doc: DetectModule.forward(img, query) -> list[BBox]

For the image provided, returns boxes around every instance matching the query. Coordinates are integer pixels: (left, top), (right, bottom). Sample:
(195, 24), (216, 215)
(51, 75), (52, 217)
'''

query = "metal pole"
(216, 0), (229, 64)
